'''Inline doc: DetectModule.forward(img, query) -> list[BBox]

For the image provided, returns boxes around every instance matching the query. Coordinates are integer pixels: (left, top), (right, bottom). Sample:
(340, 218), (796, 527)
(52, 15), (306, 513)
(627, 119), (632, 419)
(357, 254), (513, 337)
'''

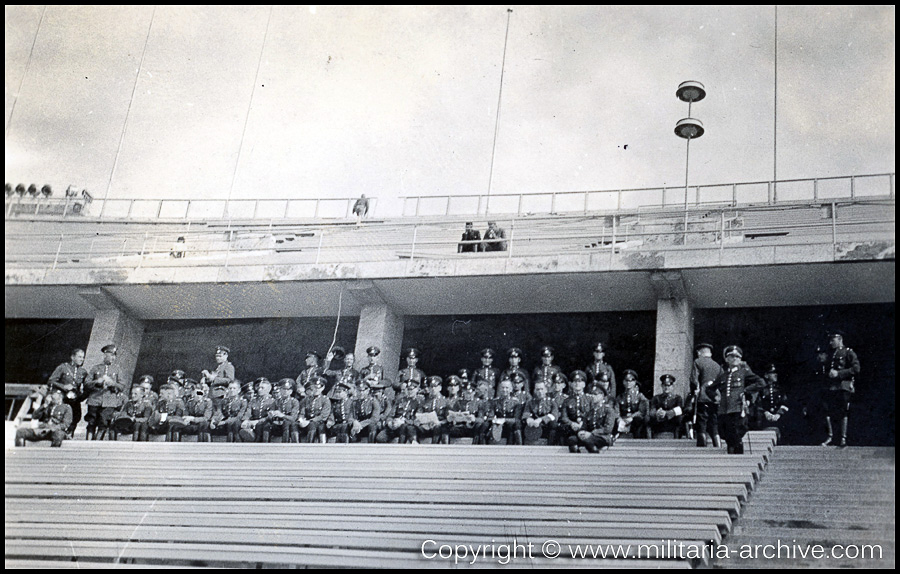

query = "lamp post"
(674, 81), (706, 242)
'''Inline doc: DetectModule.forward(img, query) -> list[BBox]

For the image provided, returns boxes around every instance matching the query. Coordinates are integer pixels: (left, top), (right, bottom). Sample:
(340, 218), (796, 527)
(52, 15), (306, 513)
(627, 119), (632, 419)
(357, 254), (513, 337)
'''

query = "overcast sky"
(4, 6), (895, 216)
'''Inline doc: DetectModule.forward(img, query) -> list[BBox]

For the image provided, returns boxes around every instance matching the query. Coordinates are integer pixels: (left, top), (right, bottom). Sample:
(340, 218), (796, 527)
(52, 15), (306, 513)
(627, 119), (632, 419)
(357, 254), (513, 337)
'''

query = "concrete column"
(80, 288), (145, 393)
(650, 272), (694, 398)
(348, 282), (404, 385)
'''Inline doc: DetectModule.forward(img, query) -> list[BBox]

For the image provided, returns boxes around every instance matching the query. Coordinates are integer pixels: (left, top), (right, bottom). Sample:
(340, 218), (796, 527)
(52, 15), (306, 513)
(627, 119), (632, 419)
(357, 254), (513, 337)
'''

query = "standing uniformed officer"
(325, 347), (359, 399)
(532, 346), (562, 391)
(47, 348), (88, 438)
(708, 346), (766, 454)
(16, 388), (73, 447)
(211, 380), (248, 442)
(488, 379), (523, 445)
(201, 345), (235, 410)
(649, 374), (685, 438)
(522, 381), (559, 445)
(691, 343), (723, 447)
(398, 347), (426, 386)
(615, 369), (650, 439)
(299, 376), (332, 443)
(415, 376), (449, 444)
(360, 346), (389, 399)
(85, 344), (125, 440)
(821, 330), (860, 447)
(474, 348), (501, 397)
(569, 384), (616, 453)
(350, 379), (381, 443)
(501, 348), (531, 392)
(297, 351), (325, 391)
(585, 342), (617, 400)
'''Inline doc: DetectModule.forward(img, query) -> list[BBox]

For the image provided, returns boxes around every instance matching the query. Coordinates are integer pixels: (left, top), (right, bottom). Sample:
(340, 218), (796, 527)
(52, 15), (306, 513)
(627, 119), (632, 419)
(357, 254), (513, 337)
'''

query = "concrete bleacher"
(5, 433), (777, 569)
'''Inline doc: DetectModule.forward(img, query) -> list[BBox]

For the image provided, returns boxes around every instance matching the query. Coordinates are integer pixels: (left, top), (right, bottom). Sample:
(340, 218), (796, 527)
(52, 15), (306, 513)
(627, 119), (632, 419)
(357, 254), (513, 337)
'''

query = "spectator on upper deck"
(458, 222), (482, 253)
(482, 221), (507, 252)
(352, 194), (370, 222)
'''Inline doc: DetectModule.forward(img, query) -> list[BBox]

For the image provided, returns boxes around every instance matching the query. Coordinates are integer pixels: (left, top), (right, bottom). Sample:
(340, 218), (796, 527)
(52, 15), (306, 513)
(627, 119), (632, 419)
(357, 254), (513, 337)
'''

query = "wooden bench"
(5, 433), (776, 568)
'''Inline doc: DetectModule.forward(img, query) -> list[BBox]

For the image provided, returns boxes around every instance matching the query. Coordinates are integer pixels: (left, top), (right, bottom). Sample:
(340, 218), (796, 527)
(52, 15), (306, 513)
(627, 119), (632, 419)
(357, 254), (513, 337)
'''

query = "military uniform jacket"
(154, 398), (185, 420)
(374, 393), (393, 422)
(353, 396), (381, 424)
(510, 390), (532, 405)
(207, 362), (235, 397)
(754, 383), (789, 428)
(549, 391), (569, 412)
(710, 366), (766, 415)
(649, 393), (684, 432)
(269, 396), (300, 424)
(296, 366), (325, 389)
(828, 347), (860, 393)
(692, 356), (724, 403)
(360, 364), (385, 384)
(216, 396), (248, 425)
(117, 398), (154, 422)
(523, 397), (558, 422)
(390, 395), (420, 420)
(48, 362), (88, 397)
(560, 394), (592, 427)
(458, 229), (482, 252)
(586, 361), (617, 399)
(448, 396), (484, 422)
(34, 403), (73, 432)
(247, 396), (276, 421)
(301, 395), (332, 423)
(616, 390), (650, 421)
(398, 366), (426, 388)
(416, 395), (448, 421)
(183, 397), (213, 421)
(532, 365), (562, 388)
(329, 397), (355, 425)
(489, 397), (522, 420)
(326, 366), (360, 397)
(474, 367), (501, 389)
(86, 363), (125, 407)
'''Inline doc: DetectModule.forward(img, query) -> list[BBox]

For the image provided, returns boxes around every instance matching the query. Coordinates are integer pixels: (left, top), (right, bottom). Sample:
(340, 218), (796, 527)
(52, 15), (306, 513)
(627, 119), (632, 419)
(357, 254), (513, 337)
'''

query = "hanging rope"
(325, 283), (345, 358)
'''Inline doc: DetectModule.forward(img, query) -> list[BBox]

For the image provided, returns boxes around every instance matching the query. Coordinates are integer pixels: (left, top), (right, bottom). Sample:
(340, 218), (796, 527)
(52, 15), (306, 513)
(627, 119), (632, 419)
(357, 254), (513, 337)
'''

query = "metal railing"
(5, 195), (378, 222)
(401, 173), (895, 217)
(5, 201), (894, 278)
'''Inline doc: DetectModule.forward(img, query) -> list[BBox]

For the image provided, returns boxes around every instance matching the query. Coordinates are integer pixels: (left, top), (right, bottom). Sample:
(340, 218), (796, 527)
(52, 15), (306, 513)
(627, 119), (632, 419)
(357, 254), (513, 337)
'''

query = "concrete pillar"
(80, 288), (145, 393)
(650, 272), (694, 398)
(348, 282), (404, 385)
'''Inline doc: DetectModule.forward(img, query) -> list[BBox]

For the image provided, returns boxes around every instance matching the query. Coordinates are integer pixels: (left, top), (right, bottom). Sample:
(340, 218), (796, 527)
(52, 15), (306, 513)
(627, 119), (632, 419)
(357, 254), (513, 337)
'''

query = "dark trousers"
(169, 419), (210, 441)
(567, 432), (612, 452)
(719, 413), (748, 454)
(350, 421), (378, 443)
(16, 426), (66, 447)
(376, 423), (416, 443)
(695, 402), (720, 446)
(303, 420), (328, 443)
(489, 420), (522, 445)
(84, 405), (117, 439)
(63, 397), (82, 436)
(446, 422), (486, 444)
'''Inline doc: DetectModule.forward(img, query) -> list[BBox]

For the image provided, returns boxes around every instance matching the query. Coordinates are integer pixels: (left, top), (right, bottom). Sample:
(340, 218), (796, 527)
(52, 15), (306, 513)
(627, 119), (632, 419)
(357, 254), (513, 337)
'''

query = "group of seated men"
(17, 342), (701, 453)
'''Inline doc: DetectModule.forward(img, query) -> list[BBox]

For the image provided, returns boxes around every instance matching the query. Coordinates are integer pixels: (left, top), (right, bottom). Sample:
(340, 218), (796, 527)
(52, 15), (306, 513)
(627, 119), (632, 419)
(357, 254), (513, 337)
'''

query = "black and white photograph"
(5, 5), (894, 568)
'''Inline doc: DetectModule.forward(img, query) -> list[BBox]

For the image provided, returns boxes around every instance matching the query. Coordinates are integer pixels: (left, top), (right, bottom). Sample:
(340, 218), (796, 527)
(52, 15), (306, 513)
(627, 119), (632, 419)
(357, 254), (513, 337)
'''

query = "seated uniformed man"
(299, 376), (332, 443)
(265, 379), (301, 443)
(350, 379), (381, 443)
(327, 381), (356, 443)
(569, 384), (616, 453)
(136, 375), (159, 410)
(488, 379), (523, 445)
(149, 384), (185, 442)
(510, 373), (532, 405)
(752, 364), (789, 440)
(560, 373), (592, 447)
(112, 385), (154, 441)
(415, 376), (448, 444)
(15, 388), (72, 448)
(169, 380), (213, 442)
(616, 369), (650, 439)
(522, 381), (559, 445)
(211, 380), (248, 442)
(240, 378), (275, 442)
(376, 380), (420, 444)
(446, 376), (486, 445)
(649, 374), (685, 438)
